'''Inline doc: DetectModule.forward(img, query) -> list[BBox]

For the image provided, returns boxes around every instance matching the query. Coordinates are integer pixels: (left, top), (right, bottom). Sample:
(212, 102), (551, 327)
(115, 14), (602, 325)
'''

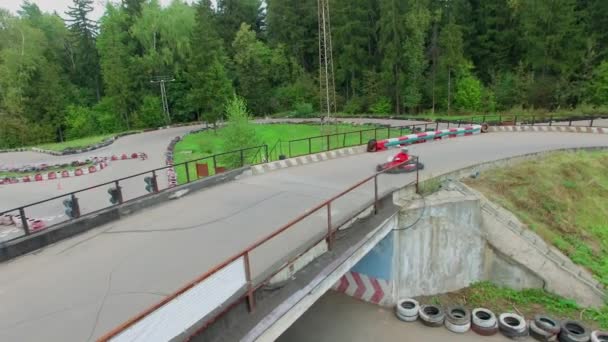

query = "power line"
(150, 75), (175, 125)
(318, 0), (337, 133)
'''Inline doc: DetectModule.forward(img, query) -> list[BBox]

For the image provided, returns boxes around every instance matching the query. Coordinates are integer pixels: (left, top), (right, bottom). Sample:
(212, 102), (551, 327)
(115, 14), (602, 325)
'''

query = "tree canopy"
(1, 0), (608, 148)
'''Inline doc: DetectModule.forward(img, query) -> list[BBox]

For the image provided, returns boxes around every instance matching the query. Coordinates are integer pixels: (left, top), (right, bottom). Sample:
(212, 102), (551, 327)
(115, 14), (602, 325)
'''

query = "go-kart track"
(0, 118), (606, 342)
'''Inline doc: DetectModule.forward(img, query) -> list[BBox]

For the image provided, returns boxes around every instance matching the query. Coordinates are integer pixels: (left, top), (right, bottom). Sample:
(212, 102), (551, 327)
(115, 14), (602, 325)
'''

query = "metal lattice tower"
(150, 75), (175, 125)
(318, 0), (337, 132)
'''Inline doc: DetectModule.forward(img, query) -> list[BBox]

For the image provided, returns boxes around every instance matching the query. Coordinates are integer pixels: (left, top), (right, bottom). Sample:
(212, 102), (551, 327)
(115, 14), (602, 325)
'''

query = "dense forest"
(1, 0), (608, 148)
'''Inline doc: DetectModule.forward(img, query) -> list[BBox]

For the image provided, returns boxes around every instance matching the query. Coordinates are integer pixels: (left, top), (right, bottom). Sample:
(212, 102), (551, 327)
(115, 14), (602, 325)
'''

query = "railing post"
(549, 116), (553, 126)
(435, 122), (439, 130)
(568, 119), (572, 126)
(240, 149), (245, 167)
(288, 141), (292, 158)
(152, 171), (159, 192)
(185, 161), (190, 183)
(244, 252), (255, 312)
(326, 135), (330, 151)
(373, 175), (378, 215)
(19, 208), (30, 235)
(71, 193), (81, 218)
(514, 115), (517, 126)
(264, 144), (269, 162)
(400, 126), (404, 136)
(447, 121), (450, 128)
(326, 203), (333, 250)
(374, 128), (378, 140)
(359, 130), (363, 145)
(308, 138), (312, 155)
(482, 115), (486, 123)
(458, 120), (462, 128)
(115, 181), (123, 204)
(590, 118), (594, 127)
(387, 126), (390, 138)
(415, 157), (420, 194)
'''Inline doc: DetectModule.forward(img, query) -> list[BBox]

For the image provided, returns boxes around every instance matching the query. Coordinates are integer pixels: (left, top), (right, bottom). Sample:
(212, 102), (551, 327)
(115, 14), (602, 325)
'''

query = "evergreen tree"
(187, 0), (233, 126)
(65, 0), (101, 103)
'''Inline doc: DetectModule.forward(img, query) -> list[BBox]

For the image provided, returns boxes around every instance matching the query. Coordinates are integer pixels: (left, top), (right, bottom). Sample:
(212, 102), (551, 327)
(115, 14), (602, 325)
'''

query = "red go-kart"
(376, 155), (424, 173)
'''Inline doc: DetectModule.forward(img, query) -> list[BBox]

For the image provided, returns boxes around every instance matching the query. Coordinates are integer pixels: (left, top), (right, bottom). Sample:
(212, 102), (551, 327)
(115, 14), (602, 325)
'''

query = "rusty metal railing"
(97, 158), (420, 341)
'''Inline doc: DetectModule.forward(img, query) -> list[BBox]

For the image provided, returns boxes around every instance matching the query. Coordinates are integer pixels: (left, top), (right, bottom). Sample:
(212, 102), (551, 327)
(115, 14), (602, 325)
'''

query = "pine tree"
(187, 0), (233, 126)
(65, 0), (101, 103)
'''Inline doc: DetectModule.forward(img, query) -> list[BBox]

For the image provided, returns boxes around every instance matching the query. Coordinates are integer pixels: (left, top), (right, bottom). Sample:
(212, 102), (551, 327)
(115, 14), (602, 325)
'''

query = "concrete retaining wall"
(394, 194), (486, 298)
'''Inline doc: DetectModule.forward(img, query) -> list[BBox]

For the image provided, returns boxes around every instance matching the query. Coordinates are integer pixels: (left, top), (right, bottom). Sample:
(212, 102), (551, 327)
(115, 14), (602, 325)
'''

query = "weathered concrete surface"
(395, 192), (486, 297)
(0, 132), (606, 341)
(278, 291), (526, 342)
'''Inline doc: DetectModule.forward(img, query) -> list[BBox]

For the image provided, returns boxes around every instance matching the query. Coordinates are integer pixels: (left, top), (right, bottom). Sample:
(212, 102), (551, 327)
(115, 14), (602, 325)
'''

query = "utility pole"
(150, 75), (175, 125)
(318, 0), (337, 135)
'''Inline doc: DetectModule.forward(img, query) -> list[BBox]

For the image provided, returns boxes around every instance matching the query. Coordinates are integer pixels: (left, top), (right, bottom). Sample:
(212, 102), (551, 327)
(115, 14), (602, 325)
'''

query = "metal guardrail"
(97, 157), (420, 341)
(0, 145), (268, 239)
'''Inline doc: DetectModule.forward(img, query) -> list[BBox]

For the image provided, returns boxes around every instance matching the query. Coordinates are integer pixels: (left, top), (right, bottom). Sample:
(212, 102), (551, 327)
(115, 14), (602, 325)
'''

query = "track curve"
(0, 131), (605, 341)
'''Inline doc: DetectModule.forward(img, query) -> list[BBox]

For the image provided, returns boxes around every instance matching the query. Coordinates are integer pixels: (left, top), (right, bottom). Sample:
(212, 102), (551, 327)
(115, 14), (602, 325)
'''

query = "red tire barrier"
(35, 174), (43, 181)
(23, 176), (31, 182)
(75, 169), (83, 176)
(111, 155), (118, 161)
(131, 153), (138, 159)
(88, 165), (97, 173)
(48, 172), (57, 180)
(121, 153), (128, 160)
(61, 170), (70, 178)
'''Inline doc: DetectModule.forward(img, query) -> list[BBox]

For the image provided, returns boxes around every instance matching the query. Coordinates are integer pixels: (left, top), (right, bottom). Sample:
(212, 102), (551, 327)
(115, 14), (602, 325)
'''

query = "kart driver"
(392, 147), (410, 164)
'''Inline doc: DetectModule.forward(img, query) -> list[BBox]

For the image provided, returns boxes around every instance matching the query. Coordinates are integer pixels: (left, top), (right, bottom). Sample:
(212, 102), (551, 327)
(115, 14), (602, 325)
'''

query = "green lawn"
(34, 134), (117, 152)
(420, 282), (607, 329)
(172, 123), (412, 183)
(465, 151), (608, 287)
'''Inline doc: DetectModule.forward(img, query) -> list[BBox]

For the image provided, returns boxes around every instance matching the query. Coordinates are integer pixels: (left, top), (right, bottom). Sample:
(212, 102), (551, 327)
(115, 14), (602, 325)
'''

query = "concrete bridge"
(0, 123), (606, 341)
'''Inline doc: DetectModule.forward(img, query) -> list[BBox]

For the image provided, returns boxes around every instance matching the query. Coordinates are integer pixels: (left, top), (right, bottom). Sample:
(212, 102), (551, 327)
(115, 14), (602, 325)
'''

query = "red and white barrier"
(2, 213), (47, 232)
(371, 125), (482, 151)
(332, 271), (392, 306)
(0, 152), (145, 186)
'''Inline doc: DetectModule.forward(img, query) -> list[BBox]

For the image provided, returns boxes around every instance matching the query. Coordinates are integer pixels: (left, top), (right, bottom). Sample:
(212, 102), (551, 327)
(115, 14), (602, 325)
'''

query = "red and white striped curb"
(490, 125), (608, 134)
(374, 125), (482, 151)
(332, 271), (392, 306)
(0, 153), (147, 185)
(251, 146), (367, 175)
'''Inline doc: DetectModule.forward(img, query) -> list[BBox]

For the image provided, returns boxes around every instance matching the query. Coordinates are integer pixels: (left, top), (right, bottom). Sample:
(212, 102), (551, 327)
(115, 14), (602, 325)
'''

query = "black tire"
(419, 305), (445, 327)
(472, 323), (499, 336)
(376, 164), (384, 172)
(481, 123), (490, 133)
(446, 306), (471, 326)
(535, 315), (561, 335)
(417, 162), (425, 170)
(591, 331), (608, 342)
(499, 313), (528, 338)
(559, 320), (591, 342)
(367, 139), (377, 152)
(530, 320), (557, 341)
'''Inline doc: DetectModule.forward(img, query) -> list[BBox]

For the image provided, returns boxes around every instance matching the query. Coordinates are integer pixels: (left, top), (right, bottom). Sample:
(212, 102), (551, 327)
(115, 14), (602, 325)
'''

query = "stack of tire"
(394, 298), (601, 342)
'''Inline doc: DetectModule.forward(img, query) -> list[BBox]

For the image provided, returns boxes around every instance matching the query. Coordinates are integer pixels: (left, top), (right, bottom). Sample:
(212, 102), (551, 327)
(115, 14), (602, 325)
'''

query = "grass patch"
(419, 282), (607, 329)
(418, 178), (443, 196)
(465, 151), (608, 286)
(34, 134), (117, 152)
(173, 123), (410, 183)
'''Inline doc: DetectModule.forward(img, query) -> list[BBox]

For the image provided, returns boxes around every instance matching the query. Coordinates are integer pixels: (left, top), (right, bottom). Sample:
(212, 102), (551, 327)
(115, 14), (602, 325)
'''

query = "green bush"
(343, 96), (364, 114)
(133, 96), (166, 129)
(219, 96), (261, 168)
(370, 96), (392, 115)
(294, 102), (314, 116)
(65, 105), (98, 139)
(455, 73), (483, 111)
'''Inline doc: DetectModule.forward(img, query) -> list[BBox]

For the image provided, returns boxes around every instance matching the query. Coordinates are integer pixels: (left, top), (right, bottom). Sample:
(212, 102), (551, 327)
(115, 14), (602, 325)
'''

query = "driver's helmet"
(401, 147), (409, 154)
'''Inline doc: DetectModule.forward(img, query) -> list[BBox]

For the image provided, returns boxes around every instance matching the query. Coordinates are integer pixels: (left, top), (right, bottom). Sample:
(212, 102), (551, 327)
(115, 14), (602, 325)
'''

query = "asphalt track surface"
(0, 129), (606, 341)
(0, 119), (428, 242)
